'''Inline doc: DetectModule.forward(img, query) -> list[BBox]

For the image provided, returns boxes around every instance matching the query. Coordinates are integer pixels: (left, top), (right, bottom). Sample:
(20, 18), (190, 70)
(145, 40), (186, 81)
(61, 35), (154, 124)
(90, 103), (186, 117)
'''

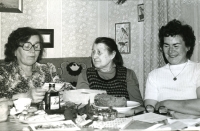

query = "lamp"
(113, 0), (127, 5)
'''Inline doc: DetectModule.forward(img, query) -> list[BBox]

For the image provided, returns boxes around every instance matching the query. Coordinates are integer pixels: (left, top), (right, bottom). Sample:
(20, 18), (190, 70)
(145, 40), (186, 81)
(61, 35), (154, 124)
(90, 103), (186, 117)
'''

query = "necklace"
(169, 62), (188, 81)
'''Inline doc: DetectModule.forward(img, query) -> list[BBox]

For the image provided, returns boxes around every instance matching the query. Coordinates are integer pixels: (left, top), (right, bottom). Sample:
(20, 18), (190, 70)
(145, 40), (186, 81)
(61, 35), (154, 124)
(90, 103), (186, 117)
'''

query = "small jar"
(44, 83), (60, 110)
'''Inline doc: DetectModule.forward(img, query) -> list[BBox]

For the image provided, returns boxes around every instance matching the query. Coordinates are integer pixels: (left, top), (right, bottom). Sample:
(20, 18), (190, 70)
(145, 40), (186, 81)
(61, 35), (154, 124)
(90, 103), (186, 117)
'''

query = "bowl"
(93, 101), (141, 114)
(54, 83), (65, 90)
(63, 89), (106, 104)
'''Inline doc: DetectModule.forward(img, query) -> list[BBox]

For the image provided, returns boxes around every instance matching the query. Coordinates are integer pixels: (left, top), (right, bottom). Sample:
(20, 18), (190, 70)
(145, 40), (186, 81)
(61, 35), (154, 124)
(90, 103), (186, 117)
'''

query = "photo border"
(37, 29), (54, 48)
(115, 22), (131, 54)
(138, 4), (144, 22)
(0, 0), (23, 13)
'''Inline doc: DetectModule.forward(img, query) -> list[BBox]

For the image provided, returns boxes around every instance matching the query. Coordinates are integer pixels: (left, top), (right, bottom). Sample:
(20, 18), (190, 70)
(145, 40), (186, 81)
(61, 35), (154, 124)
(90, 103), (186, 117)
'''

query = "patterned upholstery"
(40, 57), (92, 87)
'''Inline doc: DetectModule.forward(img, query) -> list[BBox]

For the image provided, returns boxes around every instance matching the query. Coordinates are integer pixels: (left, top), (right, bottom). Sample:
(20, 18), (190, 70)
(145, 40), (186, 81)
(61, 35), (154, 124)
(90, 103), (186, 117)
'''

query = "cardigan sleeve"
(76, 69), (90, 89)
(126, 68), (144, 105)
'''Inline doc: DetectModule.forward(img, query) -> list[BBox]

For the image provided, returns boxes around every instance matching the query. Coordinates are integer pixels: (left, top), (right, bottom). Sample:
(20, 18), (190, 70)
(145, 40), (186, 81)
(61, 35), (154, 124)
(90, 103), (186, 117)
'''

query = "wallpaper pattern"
(108, 1), (144, 95)
(62, 0), (98, 57)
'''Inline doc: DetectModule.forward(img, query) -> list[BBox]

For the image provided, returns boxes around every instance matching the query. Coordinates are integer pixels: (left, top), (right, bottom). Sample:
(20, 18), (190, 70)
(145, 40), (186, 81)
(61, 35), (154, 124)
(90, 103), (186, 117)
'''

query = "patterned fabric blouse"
(87, 66), (130, 99)
(0, 61), (60, 99)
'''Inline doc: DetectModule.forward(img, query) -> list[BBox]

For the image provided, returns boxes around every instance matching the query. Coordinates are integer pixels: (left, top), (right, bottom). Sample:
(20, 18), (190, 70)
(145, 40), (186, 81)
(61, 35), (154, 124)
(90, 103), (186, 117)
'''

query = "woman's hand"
(28, 88), (46, 103)
(171, 111), (200, 119)
(155, 101), (167, 110)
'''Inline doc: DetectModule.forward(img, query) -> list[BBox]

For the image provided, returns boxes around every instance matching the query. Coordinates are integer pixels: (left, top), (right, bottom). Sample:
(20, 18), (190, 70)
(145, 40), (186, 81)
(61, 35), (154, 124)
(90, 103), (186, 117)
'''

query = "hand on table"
(119, 106), (145, 117)
(171, 111), (200, 119)
(0, 97), (13, 105)
(155, 101), (167, 110)
(28, 88), (46, 103)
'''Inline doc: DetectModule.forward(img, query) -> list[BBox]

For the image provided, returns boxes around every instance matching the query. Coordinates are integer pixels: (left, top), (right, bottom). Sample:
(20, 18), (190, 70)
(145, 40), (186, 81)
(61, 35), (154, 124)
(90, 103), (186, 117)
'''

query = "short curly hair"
(159, 19), (196, 59)
(4, 27), (44, 62)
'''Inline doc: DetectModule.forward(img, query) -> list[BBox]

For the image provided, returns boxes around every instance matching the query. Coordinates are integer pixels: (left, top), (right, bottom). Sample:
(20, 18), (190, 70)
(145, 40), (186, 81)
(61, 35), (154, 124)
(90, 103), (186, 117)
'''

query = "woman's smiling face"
(163, 35), (189, 65)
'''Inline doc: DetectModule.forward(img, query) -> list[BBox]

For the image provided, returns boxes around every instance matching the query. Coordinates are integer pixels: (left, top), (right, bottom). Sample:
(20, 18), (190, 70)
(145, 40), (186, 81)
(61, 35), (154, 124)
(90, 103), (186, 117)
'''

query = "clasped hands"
(155, 100), (200, 119)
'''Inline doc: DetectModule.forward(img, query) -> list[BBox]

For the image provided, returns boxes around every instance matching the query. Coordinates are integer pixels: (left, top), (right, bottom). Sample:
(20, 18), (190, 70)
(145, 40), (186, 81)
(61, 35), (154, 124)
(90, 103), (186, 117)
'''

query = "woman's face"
(15, 35), (41, 67)
(91, 43), (115, 71)
(163, 35), (189, 65)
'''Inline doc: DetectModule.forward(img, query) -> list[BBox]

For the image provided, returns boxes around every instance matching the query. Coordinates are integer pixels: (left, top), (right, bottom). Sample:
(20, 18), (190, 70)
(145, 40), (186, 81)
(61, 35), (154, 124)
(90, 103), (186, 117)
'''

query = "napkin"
(132, 112), (168, 123)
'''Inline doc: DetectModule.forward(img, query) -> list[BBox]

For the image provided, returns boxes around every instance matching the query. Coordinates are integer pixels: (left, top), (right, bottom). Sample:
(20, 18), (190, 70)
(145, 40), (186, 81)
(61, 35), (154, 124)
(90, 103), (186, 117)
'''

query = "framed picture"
(138, 4), (144, 22)
(0, 0), (23, 13)
(37, 29), (54, 48)
(115, 22), (131, 54)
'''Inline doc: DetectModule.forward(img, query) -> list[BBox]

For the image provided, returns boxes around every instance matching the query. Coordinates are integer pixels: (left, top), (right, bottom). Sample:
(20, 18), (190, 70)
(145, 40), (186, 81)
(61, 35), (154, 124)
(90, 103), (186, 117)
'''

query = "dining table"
(0, 113), (155, 131)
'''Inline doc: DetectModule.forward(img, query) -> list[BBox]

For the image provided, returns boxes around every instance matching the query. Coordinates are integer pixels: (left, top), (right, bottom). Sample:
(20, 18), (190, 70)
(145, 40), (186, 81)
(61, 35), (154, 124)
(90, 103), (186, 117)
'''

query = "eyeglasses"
(19, 42), (41, 51)
(145, 105), (169, 115)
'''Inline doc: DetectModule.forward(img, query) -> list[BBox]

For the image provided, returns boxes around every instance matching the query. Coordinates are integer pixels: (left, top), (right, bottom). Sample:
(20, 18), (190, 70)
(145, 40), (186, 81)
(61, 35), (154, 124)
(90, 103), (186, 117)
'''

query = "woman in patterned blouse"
(0, 27), (60, 103)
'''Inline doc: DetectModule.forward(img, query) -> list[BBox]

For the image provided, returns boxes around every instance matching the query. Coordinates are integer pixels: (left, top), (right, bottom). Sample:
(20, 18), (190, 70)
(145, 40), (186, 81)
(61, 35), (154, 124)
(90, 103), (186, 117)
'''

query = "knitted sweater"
(87, 66), (129, 99)
(145, 60), (200, 101)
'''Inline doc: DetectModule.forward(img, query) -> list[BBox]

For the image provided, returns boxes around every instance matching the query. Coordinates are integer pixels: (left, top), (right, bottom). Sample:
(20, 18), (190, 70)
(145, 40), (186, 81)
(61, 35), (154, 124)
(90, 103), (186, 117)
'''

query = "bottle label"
(50, 96), (59, 109)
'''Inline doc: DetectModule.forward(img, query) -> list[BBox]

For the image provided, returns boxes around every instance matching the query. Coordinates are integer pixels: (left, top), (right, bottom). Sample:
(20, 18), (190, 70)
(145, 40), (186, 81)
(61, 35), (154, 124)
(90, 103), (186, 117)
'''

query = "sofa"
(40, 57), (92, 86)
(0, 57), (92, 87)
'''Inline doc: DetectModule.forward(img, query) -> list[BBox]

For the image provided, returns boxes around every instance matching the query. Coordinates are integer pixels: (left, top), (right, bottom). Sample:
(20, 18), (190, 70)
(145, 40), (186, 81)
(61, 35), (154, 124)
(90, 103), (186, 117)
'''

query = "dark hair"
(4, 27), (44, 62)
(159, 19), (196, 60)
(93, 37), (123, 66)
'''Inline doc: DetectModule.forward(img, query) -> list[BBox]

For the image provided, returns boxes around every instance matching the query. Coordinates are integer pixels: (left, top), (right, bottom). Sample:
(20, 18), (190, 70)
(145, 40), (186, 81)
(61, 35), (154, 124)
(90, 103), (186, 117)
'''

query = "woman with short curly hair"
(145, 19), (200, 119)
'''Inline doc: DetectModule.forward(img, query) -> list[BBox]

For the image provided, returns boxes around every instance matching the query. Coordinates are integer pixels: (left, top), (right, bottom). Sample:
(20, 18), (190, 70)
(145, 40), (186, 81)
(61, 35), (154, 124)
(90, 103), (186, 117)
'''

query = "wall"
(0, 0), (144, 96)
(107, 0), (144, 96)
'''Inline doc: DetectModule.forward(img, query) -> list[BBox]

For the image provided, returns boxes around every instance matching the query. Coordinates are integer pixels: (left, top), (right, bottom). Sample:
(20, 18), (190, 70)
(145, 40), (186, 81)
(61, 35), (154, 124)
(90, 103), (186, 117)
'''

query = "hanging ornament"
(113, 0), (127, 5)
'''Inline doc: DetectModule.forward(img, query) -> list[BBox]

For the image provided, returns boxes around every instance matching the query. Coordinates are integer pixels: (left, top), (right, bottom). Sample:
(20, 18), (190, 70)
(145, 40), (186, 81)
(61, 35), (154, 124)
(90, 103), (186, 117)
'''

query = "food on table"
(94, 94), (127, 107)
(61, 101), (78, 122)
(30, 121), (80, 130)
(64, 107), (77, 122)
(95, 107), (118, 121)
(19, 113), (65, 122)
(27, 106), (38, 113)
(34, 123), (76, 130)
(61, 101), (77, 109)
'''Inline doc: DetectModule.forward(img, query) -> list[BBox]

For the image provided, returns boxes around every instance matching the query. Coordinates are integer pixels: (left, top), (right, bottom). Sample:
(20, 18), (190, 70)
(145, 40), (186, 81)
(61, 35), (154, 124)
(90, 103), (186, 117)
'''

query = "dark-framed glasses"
(145, 105), (168, 115)
(19, 42), (41, 51)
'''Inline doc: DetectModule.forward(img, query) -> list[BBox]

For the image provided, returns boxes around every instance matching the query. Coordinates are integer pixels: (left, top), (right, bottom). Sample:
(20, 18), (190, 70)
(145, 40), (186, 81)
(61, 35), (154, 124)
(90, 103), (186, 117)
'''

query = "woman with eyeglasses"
(0, 27), (62, 110)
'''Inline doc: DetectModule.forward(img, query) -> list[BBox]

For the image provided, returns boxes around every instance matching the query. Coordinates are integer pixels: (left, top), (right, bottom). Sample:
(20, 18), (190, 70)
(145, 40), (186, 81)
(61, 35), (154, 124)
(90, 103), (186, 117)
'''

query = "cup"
(13, 98), (32, 112)
(0, 99), (12, 122)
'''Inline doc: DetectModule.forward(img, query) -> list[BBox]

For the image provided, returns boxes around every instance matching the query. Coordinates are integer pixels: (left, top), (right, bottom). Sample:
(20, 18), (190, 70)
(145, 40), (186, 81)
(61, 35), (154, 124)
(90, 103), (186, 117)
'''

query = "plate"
(93, 101), (141, 114)
(29, 120), (80, 131)
(19, 114), (65, 124)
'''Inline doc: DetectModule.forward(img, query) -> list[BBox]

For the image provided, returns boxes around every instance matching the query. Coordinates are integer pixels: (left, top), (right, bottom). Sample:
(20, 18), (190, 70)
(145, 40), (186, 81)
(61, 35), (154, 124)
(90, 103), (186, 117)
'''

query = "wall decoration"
(0, 0), (23, 13)
(37, 29), (54, 48)
(115, 22), (131, 54)
(113, 0), (127, 5)
(138, 4), (144, 22)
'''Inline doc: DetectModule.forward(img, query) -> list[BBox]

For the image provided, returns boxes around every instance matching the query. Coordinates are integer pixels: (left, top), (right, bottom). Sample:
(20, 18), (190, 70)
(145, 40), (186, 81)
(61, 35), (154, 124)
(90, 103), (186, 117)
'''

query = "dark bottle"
(44, 83), (60, 110)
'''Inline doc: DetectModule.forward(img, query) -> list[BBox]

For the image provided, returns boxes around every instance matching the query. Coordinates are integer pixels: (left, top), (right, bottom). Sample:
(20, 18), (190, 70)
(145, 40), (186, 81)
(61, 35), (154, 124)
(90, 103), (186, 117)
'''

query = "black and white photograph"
(115, 22), (131, 54)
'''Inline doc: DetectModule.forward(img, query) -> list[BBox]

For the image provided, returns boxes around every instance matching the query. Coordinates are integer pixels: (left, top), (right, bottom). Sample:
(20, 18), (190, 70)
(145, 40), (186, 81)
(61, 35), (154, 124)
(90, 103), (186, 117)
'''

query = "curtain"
(142, 0), (200, 97)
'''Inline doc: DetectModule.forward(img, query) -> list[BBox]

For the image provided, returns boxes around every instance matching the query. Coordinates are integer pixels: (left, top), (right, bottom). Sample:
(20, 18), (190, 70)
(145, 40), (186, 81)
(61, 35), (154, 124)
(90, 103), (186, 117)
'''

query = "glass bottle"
(44, 83), (60, 110)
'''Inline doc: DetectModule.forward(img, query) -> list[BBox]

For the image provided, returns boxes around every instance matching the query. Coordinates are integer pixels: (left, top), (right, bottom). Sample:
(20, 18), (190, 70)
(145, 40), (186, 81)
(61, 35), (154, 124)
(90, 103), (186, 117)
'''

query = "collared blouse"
(0, 61), (60, 99)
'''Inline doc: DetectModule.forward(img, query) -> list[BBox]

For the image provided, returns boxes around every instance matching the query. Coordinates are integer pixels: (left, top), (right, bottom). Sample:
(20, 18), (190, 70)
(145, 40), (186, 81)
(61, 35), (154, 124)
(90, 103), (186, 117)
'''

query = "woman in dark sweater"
(76, 37), (143, 105)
